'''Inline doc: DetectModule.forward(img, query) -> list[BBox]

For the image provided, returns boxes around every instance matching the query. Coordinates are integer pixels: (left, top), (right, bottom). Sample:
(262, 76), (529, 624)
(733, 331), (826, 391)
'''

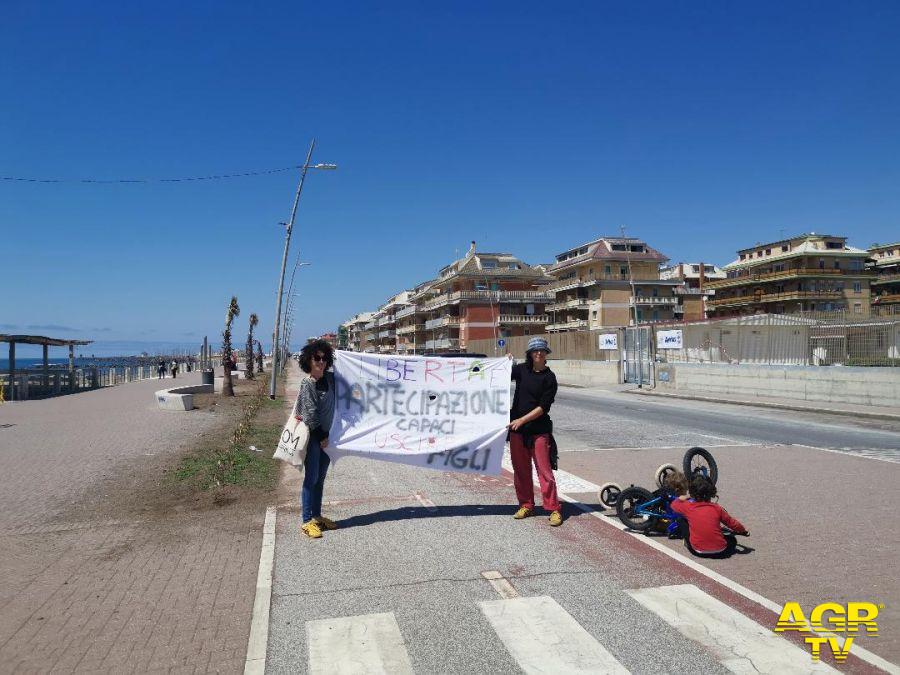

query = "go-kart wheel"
(616, 486), (654, 531)
(683, 447), (718, 485)
(598, 482), (622, 508)
(654, 463), (678, 489)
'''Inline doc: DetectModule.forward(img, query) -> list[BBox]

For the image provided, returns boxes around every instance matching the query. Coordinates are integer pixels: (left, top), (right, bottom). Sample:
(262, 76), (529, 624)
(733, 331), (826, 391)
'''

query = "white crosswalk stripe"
(306, 611), (414, 675)
(301, 586), (869, 674)
(627, 584), (837, 674)
(479, 595), (630, 674)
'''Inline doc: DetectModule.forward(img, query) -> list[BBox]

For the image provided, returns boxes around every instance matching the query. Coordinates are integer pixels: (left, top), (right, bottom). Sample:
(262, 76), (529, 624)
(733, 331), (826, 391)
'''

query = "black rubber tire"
(598, 482), (622, 509)
(683, 447), (718, 485)
(616, 486), (654, 531)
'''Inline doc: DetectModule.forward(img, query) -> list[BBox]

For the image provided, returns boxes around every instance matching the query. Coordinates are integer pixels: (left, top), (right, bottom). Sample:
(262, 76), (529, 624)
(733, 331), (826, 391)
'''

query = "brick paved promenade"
(0, 374), (268, 673)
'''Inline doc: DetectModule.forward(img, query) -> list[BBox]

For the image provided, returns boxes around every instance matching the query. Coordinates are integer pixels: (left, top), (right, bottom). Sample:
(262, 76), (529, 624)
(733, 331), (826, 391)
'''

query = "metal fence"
(467, 309), (900, 367)
(467, 330), (622, 361)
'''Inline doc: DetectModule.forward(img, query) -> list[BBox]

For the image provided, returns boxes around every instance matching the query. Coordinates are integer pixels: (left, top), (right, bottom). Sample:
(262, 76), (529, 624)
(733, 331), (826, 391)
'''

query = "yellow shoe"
(301, 520), (323, 538)
(315, 516), (339, 530)
(549, 510), (563, 527)
(513, 506), (533, 520)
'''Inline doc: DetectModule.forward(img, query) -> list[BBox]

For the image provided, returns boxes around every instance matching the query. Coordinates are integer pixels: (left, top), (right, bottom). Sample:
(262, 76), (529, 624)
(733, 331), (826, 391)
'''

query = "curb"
(626, 389), (900, 422)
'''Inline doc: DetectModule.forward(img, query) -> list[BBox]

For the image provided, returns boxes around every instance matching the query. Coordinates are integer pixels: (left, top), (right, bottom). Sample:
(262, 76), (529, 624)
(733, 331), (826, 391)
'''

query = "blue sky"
(3, 1), (898, 357)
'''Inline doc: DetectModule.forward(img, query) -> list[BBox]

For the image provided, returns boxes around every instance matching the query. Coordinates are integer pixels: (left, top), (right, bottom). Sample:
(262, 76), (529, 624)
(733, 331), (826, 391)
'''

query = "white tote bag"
(273, 414), (310, 467)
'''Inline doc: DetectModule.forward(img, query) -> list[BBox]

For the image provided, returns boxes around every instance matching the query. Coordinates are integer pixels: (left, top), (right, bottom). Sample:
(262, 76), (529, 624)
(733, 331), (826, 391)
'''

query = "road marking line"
(306, 611), (414, 675)
(479, 595), (630, 674)
(244, 505), (276, 675)
(790, 443), (900, 465)
(414, 492), (437, 512)
(695, 432), (742, 443)
(502, 452), (600, 493)
(557, 493), (900, 674)
(627, 584), (836, 674)
(560, 443), (757, 453)
(481, 570), (520, 599)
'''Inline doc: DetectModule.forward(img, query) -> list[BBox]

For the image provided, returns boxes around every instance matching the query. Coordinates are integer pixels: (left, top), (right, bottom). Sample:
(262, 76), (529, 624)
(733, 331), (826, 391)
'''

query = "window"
(482, 260), (497, 269)
(826, 241), (843, 249)
(525, 304), (535, 315)
(853, 282), (862, 293)
(854, 303), (862, 314)
(849, 260), (863, 271)
(781, 244), (789, 252)
(652, 287), (658, 297)
(630, 245), (644, 253)
(833, 260), (840, 269)
(765, 248), (771, 255)
(740, 254), (746, 260)
(620, 266), (628, 277)
(612, 244), (627, 251)
(592, 310), (598, 319)
(818, 258), (826, 269)
(652, 310), (659, 320)
(588, 267), (594, 276)
(604, 265), (611, 276)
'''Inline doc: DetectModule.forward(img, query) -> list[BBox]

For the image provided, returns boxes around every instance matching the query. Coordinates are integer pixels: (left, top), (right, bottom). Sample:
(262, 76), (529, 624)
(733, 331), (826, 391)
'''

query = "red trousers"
(510, 432), (560, 512)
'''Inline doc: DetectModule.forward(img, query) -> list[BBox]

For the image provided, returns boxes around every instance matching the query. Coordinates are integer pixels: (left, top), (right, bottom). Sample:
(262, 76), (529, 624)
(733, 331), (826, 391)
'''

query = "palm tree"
(245, 314), (258, 379)
(222, 296), (240, 397)
(256, 341), (264, 374)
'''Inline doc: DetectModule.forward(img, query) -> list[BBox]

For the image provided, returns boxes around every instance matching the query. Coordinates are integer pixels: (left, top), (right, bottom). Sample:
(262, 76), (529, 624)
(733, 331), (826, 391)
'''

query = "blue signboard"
(497, 339), (506, 347)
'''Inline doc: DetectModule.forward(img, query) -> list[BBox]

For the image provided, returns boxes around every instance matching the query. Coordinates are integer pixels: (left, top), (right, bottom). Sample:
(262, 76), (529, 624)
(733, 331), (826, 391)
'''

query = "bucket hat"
(525, 337), (552, 354)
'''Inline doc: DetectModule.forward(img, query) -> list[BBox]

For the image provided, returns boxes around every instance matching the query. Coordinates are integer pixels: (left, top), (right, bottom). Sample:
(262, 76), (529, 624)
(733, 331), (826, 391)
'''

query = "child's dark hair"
(689, 475), (717, 502)
(665, 471), (689, 496)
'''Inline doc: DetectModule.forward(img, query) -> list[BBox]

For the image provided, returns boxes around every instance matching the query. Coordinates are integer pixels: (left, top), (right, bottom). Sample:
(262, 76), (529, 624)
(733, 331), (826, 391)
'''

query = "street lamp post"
(269, 140), (336, 399)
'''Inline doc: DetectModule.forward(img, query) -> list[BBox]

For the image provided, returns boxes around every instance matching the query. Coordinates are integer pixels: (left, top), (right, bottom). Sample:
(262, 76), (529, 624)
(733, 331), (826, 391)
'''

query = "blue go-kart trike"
(610, 447), (719, 533)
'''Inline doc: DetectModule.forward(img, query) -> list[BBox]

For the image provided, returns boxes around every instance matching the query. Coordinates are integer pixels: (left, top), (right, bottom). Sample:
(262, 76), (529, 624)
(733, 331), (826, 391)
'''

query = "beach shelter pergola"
(0, 334), (93, 400)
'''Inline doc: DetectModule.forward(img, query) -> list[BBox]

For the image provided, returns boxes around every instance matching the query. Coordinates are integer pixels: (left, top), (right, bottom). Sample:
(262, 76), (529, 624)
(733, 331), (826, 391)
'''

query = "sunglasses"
(312, 354), (327, 363)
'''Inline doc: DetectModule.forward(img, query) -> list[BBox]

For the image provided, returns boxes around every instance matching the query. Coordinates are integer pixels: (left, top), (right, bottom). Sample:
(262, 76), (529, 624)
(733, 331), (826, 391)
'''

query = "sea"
(1, 356), (186, 370)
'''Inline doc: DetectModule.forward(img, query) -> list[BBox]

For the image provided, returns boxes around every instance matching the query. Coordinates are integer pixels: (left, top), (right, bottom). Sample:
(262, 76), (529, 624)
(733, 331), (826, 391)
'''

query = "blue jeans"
(302, 438), (330, 523)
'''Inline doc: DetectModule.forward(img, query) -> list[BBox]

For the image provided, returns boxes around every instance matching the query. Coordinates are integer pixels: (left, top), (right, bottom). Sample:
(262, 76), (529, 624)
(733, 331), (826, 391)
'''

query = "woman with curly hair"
(294, 339), (337, 539)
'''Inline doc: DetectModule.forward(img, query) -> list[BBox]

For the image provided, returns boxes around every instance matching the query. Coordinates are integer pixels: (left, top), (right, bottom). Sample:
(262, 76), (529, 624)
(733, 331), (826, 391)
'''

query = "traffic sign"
(497, 339), (505, 347)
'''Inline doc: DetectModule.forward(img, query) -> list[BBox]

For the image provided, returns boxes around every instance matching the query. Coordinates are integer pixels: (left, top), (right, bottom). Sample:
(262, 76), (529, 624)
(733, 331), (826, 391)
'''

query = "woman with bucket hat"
(508, 337), (563, 526)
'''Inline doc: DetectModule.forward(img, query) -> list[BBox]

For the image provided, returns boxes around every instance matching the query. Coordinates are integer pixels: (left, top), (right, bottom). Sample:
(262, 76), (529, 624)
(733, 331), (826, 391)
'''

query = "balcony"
(708, 290), (843, 308)
(498, 314), (549, 324)
(377, 329), (396, 338)
(395, 305), (418, 319)
(674, 287), (710, 295)
(425, 338), (460, 350)
(420, 289), (554, 311)
(364, 322), (377, 330)
(546, 319), (589, 332)
(380, 315), (396, 326)
(396, 324), (425, 335)
(631, 296), (678, 306)
(547, 273), (636, 292)
(707, 268), (872, 290)
(424, 316), (461, 330)
(872, 273), (900, 285)
(873, 293), (900, 305)
(546, 297), (590, 311)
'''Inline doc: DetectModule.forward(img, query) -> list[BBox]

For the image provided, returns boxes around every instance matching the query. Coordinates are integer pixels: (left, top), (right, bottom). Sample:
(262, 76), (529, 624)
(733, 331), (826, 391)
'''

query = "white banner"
(328, 351), (511, 475)
(657, 329), (683, 349)
(598, 333), (618, 350)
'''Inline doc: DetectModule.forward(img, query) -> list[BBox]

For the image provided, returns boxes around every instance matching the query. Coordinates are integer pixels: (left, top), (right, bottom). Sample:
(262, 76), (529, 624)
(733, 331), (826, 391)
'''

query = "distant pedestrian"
(294, 339), (337, 539)
(171, 360), (178, 379)
(157, 359), (166, 379)
(186, 360), (192, 373)
(508, 337), (563, 526)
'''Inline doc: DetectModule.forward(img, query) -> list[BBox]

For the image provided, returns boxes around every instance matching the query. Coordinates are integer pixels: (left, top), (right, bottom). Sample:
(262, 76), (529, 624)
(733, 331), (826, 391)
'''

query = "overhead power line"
(1, 164), (302, 184)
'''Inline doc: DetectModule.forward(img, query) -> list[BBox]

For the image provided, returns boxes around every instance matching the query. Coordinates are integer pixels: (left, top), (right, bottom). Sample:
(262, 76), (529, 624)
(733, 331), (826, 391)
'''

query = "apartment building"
(546, 236), (677, 330)
(706, 233), (874, 316)
(868, 243), (900, 311)
(401, 242), (554, 353)
(342, 312), (375, 352)
(396, 280), (436, 355)
(659, 263), (726, 321)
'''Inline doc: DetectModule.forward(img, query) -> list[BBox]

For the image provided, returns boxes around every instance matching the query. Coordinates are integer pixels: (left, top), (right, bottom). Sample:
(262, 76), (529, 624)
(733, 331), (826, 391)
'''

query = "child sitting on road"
(670, 475), (749, 558)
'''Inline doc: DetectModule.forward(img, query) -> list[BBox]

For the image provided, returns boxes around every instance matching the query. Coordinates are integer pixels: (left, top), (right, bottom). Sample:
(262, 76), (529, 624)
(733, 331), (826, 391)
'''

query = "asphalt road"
(551, 387), (900, 460)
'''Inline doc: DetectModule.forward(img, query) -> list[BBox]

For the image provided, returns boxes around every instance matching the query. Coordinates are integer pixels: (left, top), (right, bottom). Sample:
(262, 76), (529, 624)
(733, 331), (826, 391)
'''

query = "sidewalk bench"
(155, 384), (214, 411)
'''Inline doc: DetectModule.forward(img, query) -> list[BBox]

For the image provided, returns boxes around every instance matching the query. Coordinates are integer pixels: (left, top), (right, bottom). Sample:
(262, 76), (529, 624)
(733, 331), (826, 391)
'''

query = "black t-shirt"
(510, 363), (558, 435)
